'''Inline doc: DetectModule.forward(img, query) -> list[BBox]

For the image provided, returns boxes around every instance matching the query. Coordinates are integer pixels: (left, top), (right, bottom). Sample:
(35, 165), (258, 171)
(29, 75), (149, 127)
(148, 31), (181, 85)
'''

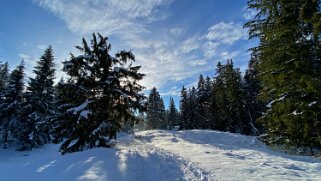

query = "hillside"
(1, 130), (321, 181)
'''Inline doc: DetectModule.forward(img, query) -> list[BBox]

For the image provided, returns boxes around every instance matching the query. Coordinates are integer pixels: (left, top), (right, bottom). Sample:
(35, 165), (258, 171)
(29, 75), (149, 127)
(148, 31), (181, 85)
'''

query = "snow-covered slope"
(0, 130), (321, 181)
(136, 130), (321, 180)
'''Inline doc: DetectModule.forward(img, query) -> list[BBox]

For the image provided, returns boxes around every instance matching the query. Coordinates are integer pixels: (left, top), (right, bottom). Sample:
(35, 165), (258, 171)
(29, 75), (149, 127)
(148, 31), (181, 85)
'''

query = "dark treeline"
(145, 59), (261, 136)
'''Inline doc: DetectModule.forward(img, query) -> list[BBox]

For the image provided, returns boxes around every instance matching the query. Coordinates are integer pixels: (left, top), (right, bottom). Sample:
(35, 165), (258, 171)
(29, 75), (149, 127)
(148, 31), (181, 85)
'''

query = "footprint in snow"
(171, 138), (179, 142)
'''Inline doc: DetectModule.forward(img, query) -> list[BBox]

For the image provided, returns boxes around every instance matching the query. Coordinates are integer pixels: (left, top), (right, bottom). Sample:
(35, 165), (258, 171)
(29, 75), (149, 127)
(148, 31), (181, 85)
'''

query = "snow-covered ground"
(1, 130), (321, 181)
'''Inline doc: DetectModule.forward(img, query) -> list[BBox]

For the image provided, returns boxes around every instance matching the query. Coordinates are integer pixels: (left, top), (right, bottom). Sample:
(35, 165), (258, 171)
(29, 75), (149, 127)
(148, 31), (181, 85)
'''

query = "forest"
(0, 0), (321, 157)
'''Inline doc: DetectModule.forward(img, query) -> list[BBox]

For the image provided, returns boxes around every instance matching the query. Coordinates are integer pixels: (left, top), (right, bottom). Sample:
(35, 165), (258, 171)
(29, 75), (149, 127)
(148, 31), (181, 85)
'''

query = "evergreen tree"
(210, 60), (251, 134)
(210, 62), (229, 131)
(245, 0), (321, 147)
(204, 76), (213, 125)
(244, 55), (262, 134)
(179, 86), (189, 130)
(196, 75), (209, 129)
(0, 62), (9, 95)
(19, 46), (56, 150)
(0, 61), (25, 148)
(0, 62), (9, 142)
(224, 60), (248, 133)
(146, 87), (166, 129)
(55, 33), (145, 153)
(187, 87), (197, 129)
(167, 97), (179, 129)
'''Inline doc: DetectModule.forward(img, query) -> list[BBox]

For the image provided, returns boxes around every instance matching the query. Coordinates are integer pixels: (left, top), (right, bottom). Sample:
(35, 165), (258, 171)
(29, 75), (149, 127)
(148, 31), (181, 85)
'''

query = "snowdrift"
(0, 130), (320, 180)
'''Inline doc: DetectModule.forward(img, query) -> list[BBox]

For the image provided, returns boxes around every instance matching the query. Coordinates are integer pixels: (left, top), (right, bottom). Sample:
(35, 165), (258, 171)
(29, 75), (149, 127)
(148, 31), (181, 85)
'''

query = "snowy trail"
(135, 130), (321, 181)
(115, 135), (214, 180)
(1, 130), (321, 180)
(0, 133), (212, 181)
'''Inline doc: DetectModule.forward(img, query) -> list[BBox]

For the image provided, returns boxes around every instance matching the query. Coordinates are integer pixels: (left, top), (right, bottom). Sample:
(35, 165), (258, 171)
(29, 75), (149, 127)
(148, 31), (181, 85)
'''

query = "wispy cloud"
(179, 35), (201, 54)
(18, 53), (36, 78)
(33, 0), (251, 94)
(34, 0), (173, 37)
(169, 28), (183, 36)
(206, 22), (246, 45)
(243, 6), (257, 20)
(37, 44), (47, 50)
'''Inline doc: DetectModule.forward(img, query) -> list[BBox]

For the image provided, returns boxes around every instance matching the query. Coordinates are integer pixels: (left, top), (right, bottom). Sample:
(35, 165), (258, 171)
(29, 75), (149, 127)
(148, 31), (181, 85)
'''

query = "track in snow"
(135, 130), (321, 180)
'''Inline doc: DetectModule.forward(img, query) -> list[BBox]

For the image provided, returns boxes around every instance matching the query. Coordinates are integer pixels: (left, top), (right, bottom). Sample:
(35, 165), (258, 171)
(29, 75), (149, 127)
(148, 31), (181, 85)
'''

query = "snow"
(309, 101), (318, 107)
(1, 130), (321, 180)
(67, 100), (93, 114)
(114, 67), (125, 73)
(76, 55), (93, 60)
(267, 95), (286, 108)
(80, 110), (91, 119)
(290, 110), (303, 116)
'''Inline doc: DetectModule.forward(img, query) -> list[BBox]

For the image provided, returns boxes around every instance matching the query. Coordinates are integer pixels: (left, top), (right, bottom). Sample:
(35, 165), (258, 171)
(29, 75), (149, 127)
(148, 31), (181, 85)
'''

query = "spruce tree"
(167, 97), (179, 129)
(19, 46), (56, 150)
(244, 55), (262, 134)
(179, 86), (189, 130)
(0, 62), (9, 141)
(196, 75), (209, 129)
(146, 87), (166, 129)
(0, 61), (25, 148)
(55, 33), (145, 153)
(210, 60), (250, 134)
(0, 62), (9, 95)
(187, 87), (197, 129)
(245, 0), (321, 147)
(210, 62), (228, 131)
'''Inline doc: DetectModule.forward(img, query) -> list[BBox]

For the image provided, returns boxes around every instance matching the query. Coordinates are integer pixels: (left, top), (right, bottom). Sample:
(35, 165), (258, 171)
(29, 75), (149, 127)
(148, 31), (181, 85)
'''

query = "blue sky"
(0, 0), (257, 107)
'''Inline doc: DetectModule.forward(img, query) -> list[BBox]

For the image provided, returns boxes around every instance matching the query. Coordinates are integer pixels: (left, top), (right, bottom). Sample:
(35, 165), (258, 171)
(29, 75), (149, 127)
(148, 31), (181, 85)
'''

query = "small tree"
(146, 87), (166, 129)
(167, 97), (179, 129)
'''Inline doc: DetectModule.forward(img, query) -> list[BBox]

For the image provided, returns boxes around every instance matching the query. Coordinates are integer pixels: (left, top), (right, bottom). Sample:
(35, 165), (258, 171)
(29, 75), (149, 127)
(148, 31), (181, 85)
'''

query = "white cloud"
(18, 53), (36, 78)
(34, 0), (173, 37)
(37, 44), (47, 50)
(169, 28), (183, 36)
(202, 41), (219, 58)
(206, 22), (246, 45)
(33, 1), (251, 92)
(243, 7), (257, 20)
(160, 86), (180, 96)
(188, 59), (207, 66)
(18, 53), (30, 60)
(221, 51), (240, 60)
(179, 36), (201, 54)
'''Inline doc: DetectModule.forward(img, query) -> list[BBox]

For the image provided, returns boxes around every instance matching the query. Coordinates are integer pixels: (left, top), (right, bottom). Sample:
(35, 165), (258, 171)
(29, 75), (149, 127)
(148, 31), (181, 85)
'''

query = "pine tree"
(55, 33), (145, 153)
(179, 86), (189, 130)
(187, 87), (197, 129)
(196, 75), (209, 129)
(0, 62), (9, 142)
(167, 97), (179, 130)
(0, 62), (9, 119)
(244, 55), (262, 134)
(224, 60), (248, 133)
(210, 62), (228, 131)
(19, 46), (56, 150)
(210, 60), (250, 134)
(204, 76), (213, 126)
(146, 87), (166, 129)
(0, 62), (9, 95)
(245, 0), (321, 147)
(0, 61), (25, 148)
